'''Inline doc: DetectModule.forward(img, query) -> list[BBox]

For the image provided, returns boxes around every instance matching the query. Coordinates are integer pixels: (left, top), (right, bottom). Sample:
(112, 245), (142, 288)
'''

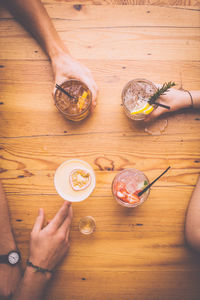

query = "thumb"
(91, 92), (97, 111)
(145, 107), (165, 122)
(53, 77), (68, 97)
(32, 208), (45, 234)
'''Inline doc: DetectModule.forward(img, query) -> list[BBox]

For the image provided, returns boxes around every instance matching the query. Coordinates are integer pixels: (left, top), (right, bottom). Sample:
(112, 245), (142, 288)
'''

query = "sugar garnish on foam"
(69, 169), (91, 191)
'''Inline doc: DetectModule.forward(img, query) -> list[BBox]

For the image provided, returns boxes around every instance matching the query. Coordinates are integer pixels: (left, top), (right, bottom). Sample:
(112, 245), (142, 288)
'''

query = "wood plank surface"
(1, 27), (200, 61)
(1, 5), (200, 60)
(1, 5), (200, 25)
(46, 270), (200, 300)
(0, 1), (200, 300)
(40, 0), (200, 6)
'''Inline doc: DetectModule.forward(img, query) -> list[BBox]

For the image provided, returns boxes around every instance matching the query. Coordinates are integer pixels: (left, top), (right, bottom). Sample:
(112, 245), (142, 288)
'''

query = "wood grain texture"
(1, 27), (199, 61)
(1, 5), (200, 60)
(0, 2), (200, 300)
(41, 0), (200, 7)
(1, 5), (200, 26)
(46, 269), (200, 300)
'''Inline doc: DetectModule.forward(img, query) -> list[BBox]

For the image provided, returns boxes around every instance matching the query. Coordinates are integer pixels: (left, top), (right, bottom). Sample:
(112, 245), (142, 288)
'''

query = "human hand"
(51, 52), (98, 110)
(29, 201), (73, 271)
(145, 87), (192, 122)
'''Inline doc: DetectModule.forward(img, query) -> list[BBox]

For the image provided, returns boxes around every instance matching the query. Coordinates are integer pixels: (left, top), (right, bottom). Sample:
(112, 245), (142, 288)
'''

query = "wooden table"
(0, 1), (200, 299)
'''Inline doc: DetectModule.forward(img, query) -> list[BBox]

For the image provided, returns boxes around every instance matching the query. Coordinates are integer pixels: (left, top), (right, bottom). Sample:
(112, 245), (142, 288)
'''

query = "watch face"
(8, 251), (20, 265)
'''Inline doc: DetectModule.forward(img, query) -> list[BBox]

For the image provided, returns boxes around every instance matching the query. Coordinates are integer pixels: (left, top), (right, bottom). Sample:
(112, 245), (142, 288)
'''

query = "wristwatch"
(0, 250), (21, 266)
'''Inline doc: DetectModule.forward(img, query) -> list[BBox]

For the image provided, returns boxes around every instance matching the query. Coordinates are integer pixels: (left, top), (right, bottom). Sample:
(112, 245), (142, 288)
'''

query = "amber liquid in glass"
(54, 80), (92, 121)
(79, 216), (96, 234)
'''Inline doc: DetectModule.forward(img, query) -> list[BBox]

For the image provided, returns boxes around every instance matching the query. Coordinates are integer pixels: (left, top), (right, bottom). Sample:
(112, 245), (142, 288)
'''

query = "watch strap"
(0, 255), (8, 263)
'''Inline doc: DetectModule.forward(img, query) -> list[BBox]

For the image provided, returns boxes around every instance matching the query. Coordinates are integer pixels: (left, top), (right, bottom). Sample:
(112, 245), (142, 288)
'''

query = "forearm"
(5, 0), (69, 60)
(12, 267), (51, 300)
(185, 175), (200, 251)
(0, 182), (16, 251)
(0, 182), (21, 299)
(190, 91), (200, 109)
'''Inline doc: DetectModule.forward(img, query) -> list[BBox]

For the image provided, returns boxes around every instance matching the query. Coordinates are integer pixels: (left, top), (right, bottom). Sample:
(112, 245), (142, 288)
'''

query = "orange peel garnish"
(78, 91), (88, 110)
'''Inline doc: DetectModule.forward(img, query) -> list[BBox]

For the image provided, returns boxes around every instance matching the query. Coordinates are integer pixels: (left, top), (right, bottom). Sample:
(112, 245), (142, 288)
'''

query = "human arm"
(5, 0), (98, 107)
(0, 181), (21, 299)
(12, 201), (73, 300)
(145, 89), (200, 122)
(185, 175), (200, 252)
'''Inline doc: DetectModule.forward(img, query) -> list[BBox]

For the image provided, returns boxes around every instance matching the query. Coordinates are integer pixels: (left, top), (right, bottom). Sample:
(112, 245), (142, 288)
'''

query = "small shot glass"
(79, 216), (96, 235)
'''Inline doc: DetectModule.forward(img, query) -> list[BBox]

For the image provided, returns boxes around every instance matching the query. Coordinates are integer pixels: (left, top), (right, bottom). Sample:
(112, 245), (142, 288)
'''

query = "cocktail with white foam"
(54, 159), (96, 202)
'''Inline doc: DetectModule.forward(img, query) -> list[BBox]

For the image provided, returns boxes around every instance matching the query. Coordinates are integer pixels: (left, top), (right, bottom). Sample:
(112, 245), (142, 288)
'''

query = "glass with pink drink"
(112, 169), (149, 208)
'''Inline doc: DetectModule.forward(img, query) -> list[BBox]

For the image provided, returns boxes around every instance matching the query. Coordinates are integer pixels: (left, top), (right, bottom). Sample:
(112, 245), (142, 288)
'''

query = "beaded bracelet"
(26, 260), (53, 274)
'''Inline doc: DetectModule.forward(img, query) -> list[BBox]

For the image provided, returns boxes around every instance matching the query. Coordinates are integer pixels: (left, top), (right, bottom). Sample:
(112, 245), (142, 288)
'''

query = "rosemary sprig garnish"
(149, 81), (176, 104)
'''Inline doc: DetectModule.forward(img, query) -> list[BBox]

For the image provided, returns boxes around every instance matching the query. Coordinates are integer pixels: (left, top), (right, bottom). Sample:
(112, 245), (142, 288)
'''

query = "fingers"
(59, 205), (73, 235)
(32, 208), (45, 234)
(145, 107), (165, 122)
(53, 74), (98, 110)
(49, 201), (71, 231)
(90, 86), (98, 109)
(46, 219), (52, 226)
(79, 74), (98, 108)
(53, 76), (68, 97)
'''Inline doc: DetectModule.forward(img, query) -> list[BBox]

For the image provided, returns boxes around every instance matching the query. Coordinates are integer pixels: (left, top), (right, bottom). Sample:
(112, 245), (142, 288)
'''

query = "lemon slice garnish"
(144, 105), (154, 114)
(130, 103), (150, 115)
